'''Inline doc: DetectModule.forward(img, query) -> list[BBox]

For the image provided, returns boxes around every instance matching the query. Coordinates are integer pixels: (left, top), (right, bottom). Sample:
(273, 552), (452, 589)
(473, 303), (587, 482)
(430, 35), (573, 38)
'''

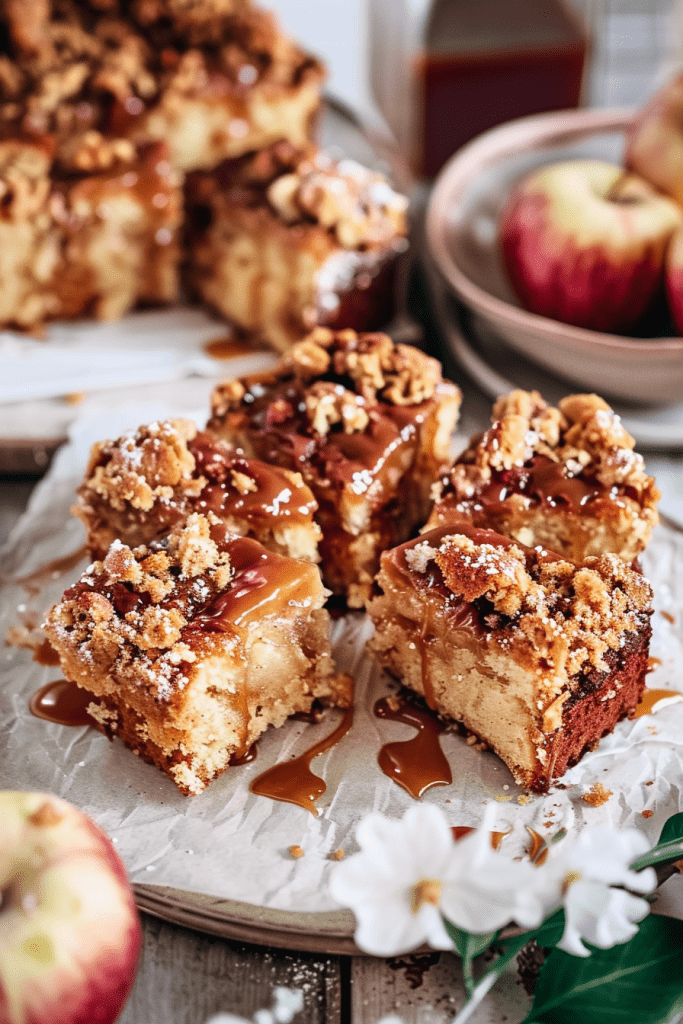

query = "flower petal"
(559, 878), (650, 957)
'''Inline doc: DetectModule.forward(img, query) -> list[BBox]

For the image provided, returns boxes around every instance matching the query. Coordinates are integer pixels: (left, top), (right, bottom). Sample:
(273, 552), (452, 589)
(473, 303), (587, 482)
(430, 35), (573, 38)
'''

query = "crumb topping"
(81, 419), (200, 513)
(398, 526), (653, 683)
(213, 328), (445, 418)
(442, 389), (659, 510)
(0, 2), (323, 168)
(75, 418), (319, 548)
(265, 152), (407, 250)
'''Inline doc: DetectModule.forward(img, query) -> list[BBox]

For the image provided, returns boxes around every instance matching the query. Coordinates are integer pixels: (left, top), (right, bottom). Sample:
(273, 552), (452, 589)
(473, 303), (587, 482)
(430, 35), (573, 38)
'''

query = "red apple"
(0, 792), (141, 1024)
(665, 227), (683, 335)
(625, 73), (683, 207)
(500, 159), (683, 334)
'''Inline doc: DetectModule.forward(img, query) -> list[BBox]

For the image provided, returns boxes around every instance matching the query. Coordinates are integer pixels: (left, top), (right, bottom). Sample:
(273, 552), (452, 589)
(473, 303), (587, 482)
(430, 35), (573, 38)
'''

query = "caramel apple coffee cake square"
(44, 513), (350, 795)
(367, 523), (653, 792)
(208, 329), (462, 606)
(426, 390), (659, 563)
(74, 418), (321, 564)
(185, 144), (409, 352)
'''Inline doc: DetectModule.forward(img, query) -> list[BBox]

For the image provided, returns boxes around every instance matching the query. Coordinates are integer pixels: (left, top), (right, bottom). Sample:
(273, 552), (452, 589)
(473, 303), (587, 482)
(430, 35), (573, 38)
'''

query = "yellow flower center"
(412, 878), (443, 913)
(562, 870), (582, 894)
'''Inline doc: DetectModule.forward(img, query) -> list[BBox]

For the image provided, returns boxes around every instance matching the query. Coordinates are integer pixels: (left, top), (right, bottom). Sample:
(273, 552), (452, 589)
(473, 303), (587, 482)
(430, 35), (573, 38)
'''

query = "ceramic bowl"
(426, 108), (683, 404)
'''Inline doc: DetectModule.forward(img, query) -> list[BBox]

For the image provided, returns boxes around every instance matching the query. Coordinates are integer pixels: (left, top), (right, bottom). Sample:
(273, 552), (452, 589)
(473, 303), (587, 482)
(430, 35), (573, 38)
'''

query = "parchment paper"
(2, 404), (682, 914)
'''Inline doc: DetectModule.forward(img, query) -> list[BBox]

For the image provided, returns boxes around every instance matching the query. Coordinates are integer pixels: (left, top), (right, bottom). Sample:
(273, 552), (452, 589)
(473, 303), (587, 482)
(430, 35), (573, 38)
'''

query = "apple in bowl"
(500, 159), (683, 334)
(0, 791), (141, 1024)
(625, 73), (683, 208)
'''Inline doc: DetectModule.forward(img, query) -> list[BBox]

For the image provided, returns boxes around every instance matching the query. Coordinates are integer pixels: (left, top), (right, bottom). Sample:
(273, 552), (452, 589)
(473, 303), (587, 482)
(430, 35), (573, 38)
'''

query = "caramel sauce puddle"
(633, 688), (681, 718)
(204, 336), (260, 360)
(374, 694), (452, 798)
(250, 706), (354, 815)
(29, 679), (100, 729)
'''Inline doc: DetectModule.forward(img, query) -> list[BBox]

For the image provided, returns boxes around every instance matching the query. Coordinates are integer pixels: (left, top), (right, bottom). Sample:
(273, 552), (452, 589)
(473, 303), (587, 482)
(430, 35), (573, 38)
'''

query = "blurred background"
(269, 0), (682, 164)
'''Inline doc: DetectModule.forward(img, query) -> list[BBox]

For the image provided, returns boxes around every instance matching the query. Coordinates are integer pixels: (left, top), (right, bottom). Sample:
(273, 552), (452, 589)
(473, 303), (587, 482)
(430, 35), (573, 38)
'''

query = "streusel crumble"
(427, 390), (659, 563)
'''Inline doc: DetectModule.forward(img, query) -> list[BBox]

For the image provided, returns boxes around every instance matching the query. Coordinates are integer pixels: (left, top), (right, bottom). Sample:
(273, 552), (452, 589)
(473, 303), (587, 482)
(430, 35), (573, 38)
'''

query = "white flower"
(538, 825), (656, 957)
(329, 804), (545, 956)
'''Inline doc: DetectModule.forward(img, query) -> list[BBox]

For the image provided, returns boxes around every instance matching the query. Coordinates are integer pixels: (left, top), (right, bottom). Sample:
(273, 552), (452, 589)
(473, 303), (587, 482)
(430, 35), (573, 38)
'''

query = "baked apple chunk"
(427, 390), (659, 563)
(44, 514), (350, 795)
(208, 328), (462, 606)
(74, 418), (321, 564)
(367, 523), (653, 792)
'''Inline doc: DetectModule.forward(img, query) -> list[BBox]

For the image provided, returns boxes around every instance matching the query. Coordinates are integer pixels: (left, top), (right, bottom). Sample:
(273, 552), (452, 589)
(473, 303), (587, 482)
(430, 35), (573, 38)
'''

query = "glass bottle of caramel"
(369, 0), (590, 178)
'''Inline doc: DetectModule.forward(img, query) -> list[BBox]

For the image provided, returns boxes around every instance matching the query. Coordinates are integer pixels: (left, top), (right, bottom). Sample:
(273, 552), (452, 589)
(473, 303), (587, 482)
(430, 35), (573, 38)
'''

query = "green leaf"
(657, 812), (683, 847)
(442, 919), (498, 995)
(630, 812), (683, 872)
(520, 914), (683, 1024)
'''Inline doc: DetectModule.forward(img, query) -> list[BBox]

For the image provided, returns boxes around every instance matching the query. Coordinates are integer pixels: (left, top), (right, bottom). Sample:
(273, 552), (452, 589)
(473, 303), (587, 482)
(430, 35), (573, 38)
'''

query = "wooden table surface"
(3, 311), (683, 1024)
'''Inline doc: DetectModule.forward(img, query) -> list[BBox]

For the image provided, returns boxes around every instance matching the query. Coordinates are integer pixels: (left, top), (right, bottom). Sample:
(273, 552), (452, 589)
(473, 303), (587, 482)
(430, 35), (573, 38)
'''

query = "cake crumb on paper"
(641, 809), (654, 819)
(582, 782), (612, 807)
(517, 794), (531, 805)
(289, 845), (304, 859)
(330, 848), (345, 861)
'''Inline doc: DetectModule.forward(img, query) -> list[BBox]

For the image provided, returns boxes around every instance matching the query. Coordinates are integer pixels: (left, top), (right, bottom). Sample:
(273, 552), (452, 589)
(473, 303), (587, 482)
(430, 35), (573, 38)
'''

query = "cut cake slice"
(367, 523), (653, 792)
(44, 513), (349, 795)
(208, 328), (462, 606)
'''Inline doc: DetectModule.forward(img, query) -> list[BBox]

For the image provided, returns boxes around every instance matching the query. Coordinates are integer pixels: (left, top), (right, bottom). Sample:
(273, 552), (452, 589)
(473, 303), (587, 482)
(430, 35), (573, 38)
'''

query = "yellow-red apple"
(500, 159), (683, 334)
(0, 792), (141, 1024)
(625, 74), (683, 207)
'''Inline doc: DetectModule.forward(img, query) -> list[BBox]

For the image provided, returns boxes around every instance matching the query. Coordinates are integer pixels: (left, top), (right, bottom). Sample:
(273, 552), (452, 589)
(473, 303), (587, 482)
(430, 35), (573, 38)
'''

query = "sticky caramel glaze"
(213, 376), (429, 505)
(29, 679), (100, 729)
(191, 537), (318, 633)
(374, 694), (452, 798)
(191, 435), (317, 530)
(451, 827), (510, 850)
(460, 455), (613, 515)
(250, 706), (354, 815)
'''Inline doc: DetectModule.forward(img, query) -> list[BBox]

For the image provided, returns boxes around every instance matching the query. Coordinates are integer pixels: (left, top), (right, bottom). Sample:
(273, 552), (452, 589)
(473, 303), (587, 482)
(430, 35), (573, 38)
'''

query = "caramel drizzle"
(230, 744), (258, 767)
(526, 826), (548, 865)
(451, 826), (511, 850)
(633, 688), (682, 718)
(478, 456), (607, 513)
(647, 657), (662, 673)
(374, 694), (452, 799)
(250, 706), (354, 815)
(29, 679), (100, 729)
(13, 546), (88, 595)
